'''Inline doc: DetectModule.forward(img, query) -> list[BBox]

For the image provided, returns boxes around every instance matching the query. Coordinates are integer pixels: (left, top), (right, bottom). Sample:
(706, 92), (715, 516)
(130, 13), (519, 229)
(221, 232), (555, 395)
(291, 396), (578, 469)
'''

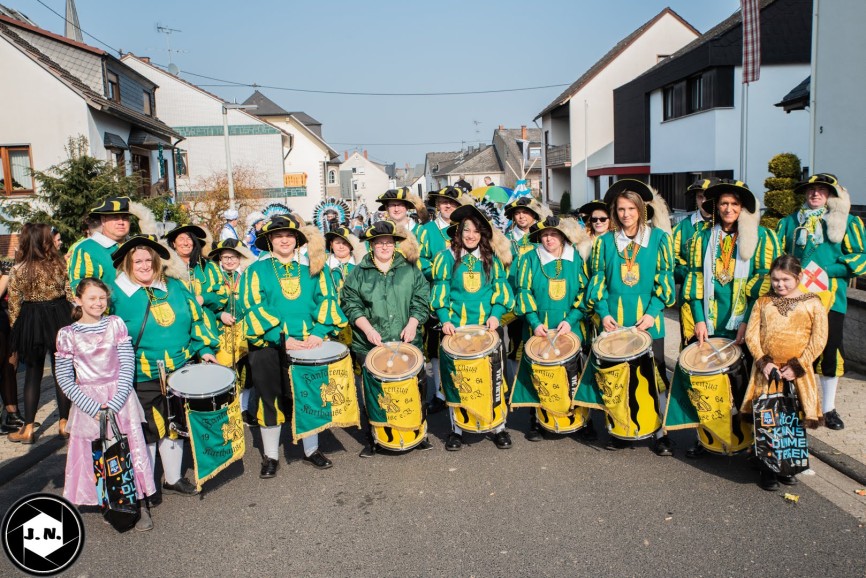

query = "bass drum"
(364, 342), (427, 451)
(523, 332), (589, 434)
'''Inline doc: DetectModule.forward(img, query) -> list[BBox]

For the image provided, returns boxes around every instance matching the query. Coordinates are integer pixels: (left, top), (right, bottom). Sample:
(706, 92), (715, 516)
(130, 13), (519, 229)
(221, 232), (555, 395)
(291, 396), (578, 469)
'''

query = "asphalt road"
(2, 411), (865, 577)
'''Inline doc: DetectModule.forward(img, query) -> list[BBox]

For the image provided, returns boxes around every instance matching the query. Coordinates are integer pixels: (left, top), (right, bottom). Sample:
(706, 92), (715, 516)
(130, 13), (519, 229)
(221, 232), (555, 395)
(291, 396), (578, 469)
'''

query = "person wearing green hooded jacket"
(341, 220), (431, 456)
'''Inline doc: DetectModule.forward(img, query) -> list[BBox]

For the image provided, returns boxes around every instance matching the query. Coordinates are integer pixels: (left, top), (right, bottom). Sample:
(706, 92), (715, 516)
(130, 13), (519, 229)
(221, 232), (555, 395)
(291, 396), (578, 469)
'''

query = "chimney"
(521, 125), (527, 140)
(498, 124), (504, 130)
(344, 150), (348, 161)
(141, 56), (151, 64)
(363, 149), (368, 160)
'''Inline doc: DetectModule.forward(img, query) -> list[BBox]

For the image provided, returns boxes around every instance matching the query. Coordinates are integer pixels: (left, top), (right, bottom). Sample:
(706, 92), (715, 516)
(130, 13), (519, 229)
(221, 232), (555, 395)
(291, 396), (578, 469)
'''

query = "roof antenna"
(156, 23), (183, 75)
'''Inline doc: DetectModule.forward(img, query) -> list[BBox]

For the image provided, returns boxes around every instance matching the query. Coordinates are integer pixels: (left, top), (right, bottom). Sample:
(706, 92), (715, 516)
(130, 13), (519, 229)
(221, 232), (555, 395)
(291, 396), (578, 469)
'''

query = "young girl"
(741, 255), (829, 491)
(56, 278), (157, 531)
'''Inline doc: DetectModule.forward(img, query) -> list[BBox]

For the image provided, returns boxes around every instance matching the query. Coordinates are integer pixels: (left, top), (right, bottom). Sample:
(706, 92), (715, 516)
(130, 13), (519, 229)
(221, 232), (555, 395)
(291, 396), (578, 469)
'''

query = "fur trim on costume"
(458, 193), (476, 206)
(397, 226), (420, 264)
(558, 216), (590, 248)
(786, 358), (806, 378)
(754, 354), (774, 374)
(737, 205), (761, 261)
(202, 227), (214, 258)
(129, 202), (158, 236)
(576, 237), (594, 262)
(301, 225), (326, 276)
(492, 229), (512, 268)
(348, 232), (367, 265)
(825, 185), (851, 244)
(161, 241), (187, 281)
(293, 213), (307, 227)
(407, 193), (430, 224)
(649, 189), (672, 235)
(536, 201), (553, 221)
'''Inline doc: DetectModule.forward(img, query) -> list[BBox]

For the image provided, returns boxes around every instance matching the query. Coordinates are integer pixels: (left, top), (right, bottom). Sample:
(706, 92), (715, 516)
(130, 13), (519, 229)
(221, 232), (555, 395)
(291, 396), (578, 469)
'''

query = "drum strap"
(134, 304), (152, 350)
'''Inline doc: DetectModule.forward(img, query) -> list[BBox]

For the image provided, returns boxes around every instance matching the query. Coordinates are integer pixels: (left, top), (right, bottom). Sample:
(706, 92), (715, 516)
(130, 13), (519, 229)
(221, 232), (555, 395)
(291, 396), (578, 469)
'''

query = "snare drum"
(664, 337), (753, 455)
(364, 342), (427, 451)
(575, 328), (662, 440)
(167, 364), (237, 437)
(440, 325), (507, 433)
(519, 332), (589, 434)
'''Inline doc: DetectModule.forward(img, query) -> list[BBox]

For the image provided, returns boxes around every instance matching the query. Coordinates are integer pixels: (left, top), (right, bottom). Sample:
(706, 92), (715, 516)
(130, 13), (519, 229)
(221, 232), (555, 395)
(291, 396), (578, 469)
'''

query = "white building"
(535, 8), (699, 207)
(338, 151), (393, 214)
(611, 0), (812, 210)
(122, 54), (325, 220)
(0, 14), (180, 211)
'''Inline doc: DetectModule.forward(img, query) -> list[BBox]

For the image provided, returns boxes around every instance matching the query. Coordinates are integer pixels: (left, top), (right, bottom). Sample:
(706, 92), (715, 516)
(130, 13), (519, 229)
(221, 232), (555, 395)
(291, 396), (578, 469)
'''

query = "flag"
(741, 0), (761, 83)
(289, 356), (360, 441)
(186, 396), (245, 490)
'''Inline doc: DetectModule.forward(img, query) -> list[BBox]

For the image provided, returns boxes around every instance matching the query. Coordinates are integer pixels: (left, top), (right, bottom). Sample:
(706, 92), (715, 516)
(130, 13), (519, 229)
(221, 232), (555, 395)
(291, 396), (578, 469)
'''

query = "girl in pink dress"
(57, 278), (157, 531)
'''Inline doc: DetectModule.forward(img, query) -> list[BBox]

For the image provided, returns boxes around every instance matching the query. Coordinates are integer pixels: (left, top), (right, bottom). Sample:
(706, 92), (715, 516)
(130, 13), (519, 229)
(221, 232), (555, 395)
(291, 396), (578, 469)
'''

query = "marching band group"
(4, 172), (865, 532)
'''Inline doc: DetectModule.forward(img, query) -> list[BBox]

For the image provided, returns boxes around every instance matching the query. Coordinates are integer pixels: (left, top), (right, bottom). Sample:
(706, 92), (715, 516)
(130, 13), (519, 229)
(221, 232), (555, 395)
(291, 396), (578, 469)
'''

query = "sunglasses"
(590, 217), (609, 223)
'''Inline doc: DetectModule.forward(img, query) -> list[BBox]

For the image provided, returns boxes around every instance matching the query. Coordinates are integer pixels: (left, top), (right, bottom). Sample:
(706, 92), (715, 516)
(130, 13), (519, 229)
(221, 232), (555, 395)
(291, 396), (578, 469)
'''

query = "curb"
(0, 436), (66, 487)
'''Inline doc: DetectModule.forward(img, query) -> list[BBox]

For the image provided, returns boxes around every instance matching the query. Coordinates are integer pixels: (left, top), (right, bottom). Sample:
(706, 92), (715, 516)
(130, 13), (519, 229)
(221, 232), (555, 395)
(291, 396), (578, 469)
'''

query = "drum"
(440, 325), (506, 433)
(671, 337), (753, 455)
(287, 340), (349, 366)
(167, 364), (237, 437)
(523, 332), (589, 433)
(585, 328), (662, 440)
(364, 342), (427, 451)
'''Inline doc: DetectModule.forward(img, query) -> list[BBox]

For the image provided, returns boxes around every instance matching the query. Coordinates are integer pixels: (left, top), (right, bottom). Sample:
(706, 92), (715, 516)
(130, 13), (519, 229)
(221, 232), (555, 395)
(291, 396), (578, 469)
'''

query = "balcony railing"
(546, 144), (571, 168)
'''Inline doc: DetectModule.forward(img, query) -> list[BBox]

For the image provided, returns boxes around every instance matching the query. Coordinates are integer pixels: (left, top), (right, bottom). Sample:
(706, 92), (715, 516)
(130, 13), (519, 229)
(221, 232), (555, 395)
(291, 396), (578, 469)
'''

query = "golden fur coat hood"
(301, 225), (326, 276)
(649, 189), (672, 235)
(397, 226), (420, 264)
(824, 185), (851, 244)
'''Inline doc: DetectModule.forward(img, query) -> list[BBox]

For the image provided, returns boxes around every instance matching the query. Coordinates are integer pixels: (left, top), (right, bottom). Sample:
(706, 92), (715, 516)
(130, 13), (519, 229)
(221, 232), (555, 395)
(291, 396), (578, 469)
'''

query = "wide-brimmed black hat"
(90, 196), (132, 216)
(528, 216), (569, 243)
(427, 186), (462, 204)
(326, 226), (357, 250)
(363, 220), (407, 243)
(576, 200), (609, 218)
(687, 177), (721, 194)
(604, 179), (655, 220)
(376, 187), (414, 211)
(210, 238), (252, 261)
(793, 173), (841, 197)
(446, 204), (493, 238)
(111, 234), (169, 268)
(255, 214), (307, 251)
(164, 224), (206, 245)
(702, 179), (757, 214)
(504, 197), (543, 220)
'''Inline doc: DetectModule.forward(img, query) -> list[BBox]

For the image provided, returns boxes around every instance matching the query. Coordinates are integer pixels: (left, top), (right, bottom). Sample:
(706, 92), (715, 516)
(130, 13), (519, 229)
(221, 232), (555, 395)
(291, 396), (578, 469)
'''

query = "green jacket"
(777, 212), (866, 313)
(68, 233), (118, 291)
(506, 227), (537, 295)
(418, 218), (452, 282)
(430, 249), (514, 326)
(340, 253), (430, 358)
(672, 212), (708, 286)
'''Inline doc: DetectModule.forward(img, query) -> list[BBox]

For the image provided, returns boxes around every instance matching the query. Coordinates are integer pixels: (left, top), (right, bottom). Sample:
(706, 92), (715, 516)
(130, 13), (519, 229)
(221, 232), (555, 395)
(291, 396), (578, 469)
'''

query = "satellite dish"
(168, 63), (180, 76)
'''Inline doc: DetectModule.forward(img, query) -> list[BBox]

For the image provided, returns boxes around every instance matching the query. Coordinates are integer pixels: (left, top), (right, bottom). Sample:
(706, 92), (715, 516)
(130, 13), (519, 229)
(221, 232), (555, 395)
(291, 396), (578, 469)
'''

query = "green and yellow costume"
(69, 233), (119, 290)
(418, 217), (452, 282)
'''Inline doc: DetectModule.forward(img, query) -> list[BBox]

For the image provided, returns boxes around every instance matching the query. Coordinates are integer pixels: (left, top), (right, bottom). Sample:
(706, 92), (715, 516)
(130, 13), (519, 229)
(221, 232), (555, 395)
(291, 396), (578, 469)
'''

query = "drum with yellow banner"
(663, 337), (753, 455)
(574, 328), (662, 440)
(440, 325), (507, 433)
(363, 342), (427, 451)
(518, 332), (589, 434)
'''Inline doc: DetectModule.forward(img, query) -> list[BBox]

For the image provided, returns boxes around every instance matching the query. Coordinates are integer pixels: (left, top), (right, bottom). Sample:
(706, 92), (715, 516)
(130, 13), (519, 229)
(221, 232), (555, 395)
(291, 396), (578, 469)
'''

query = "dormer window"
(143, 91), (153, 116)
(107, 72), (120, 103)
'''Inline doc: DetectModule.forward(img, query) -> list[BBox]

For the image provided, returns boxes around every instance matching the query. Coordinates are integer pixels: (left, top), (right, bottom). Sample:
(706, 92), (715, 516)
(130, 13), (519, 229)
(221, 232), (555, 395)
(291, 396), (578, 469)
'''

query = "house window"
(689, 76), (703, 112)
(328, 170), (336, 184)
(107, 72), (120, 103)
(352, 182), (358, 192)
(175, 149), (188, 177)
(351, 167), (357, 174)
(528, 145), (541, 159)
(663, 69), (729, 120)
(143, 91), (153, 116)
(0, 146), (34, 195)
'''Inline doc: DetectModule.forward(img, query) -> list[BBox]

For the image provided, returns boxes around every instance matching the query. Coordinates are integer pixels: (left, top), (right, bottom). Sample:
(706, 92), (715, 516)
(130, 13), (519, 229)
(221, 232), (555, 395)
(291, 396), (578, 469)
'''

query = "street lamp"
(222, 103), (257, 210)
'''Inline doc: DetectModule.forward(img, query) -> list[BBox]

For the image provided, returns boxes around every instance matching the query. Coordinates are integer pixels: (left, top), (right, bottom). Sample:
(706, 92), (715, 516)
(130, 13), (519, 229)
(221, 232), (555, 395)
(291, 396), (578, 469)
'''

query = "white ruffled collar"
(537, 244), (574, 265)
(115, 272), (167, 297)
(615, 227), (650, 251)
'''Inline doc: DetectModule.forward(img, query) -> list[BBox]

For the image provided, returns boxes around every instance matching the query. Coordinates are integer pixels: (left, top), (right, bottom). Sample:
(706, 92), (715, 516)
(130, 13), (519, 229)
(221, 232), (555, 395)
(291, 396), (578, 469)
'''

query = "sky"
(18, 0), (741, 168)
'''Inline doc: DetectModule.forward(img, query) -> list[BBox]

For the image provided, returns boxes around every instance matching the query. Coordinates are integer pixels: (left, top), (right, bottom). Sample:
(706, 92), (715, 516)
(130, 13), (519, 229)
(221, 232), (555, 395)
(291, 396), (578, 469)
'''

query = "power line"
(329, 141), (484, 146)
(33, 0), (120, 54)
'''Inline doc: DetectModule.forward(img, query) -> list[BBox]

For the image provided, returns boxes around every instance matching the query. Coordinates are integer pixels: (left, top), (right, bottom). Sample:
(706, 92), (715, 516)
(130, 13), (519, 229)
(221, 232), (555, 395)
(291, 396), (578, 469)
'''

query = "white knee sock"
(655, 392), (669, 439)
(260, 425), (281, 460)
(449, 408), (463, 435)
(240, 388), (251, 412)
(820, 376), (839, 413)
(147, 443), (157, 471)
(158, 437), (184, 485)
(302, 435), (318, 457)
(431, 359), (445, 400)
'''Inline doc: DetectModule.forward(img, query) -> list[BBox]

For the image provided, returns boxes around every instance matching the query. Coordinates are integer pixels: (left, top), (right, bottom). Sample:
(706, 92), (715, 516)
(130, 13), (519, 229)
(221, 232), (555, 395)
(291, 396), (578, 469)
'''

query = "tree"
(761, 152), (802, 230)
(0, 136), (142, 247)
(184, 165), (263, 236)
(559, 190), (572, 216)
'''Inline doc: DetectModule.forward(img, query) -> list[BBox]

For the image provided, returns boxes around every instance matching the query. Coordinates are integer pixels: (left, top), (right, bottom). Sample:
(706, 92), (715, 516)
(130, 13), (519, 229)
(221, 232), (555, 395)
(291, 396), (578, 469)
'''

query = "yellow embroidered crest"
(620, 263), (639, 287)
(463, 271), (482, 293)
(280, 276), (301, 300)
(320, 381), (346, 407)
(547, 278), (567, 301)
(150, 302), (176, 327)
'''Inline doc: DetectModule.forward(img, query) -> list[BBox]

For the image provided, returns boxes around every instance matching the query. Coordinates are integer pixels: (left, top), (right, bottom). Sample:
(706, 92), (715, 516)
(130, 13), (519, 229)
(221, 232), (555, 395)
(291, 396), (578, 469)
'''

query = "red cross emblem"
(800, 261), (829, 292)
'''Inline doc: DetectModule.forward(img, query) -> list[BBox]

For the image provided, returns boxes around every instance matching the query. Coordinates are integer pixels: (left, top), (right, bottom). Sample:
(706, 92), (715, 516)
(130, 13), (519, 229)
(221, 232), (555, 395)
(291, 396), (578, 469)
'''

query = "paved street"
(2, 407), (865, 577)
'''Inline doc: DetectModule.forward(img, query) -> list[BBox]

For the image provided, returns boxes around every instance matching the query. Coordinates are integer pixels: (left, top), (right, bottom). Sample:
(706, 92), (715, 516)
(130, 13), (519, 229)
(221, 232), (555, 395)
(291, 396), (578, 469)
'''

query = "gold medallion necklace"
(271, 251), (302, 300)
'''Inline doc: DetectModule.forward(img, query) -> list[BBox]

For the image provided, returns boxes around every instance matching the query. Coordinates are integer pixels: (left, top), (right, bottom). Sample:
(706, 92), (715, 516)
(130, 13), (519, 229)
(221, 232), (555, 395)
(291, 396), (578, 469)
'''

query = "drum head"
(592, 328), (652, 362)
(365, 342), (424, 381)
(289, 341), (348, 365)
(679, 338), (742, 375)
(524, 332), (581, 365)
(168, 364), (236, 398)
(441, 325), (500, 359)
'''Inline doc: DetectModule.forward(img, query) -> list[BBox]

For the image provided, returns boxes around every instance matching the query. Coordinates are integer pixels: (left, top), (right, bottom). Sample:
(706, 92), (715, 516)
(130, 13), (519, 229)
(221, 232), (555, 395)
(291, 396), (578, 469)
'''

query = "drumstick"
(157, 360), (167, 396)
(701, 340), (736, 364)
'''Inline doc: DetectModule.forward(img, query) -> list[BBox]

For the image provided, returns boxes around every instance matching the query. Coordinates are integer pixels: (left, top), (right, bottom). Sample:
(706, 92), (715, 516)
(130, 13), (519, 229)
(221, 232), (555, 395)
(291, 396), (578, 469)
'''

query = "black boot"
(525, 415), (543, 442)
(1, 411), (24, 434)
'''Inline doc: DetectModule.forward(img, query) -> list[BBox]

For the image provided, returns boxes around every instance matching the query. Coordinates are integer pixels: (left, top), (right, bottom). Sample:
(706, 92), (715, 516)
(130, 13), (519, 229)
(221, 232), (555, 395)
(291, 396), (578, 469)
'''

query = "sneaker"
(303, 450), (333, 470)
(162, 477), (200, 496)
(445, 433), (463, 451)
(416, 437), (434, 451)
(135, 506), (153, 532)
(824, 409), (845, 430)
(493, 430), (513, 449)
